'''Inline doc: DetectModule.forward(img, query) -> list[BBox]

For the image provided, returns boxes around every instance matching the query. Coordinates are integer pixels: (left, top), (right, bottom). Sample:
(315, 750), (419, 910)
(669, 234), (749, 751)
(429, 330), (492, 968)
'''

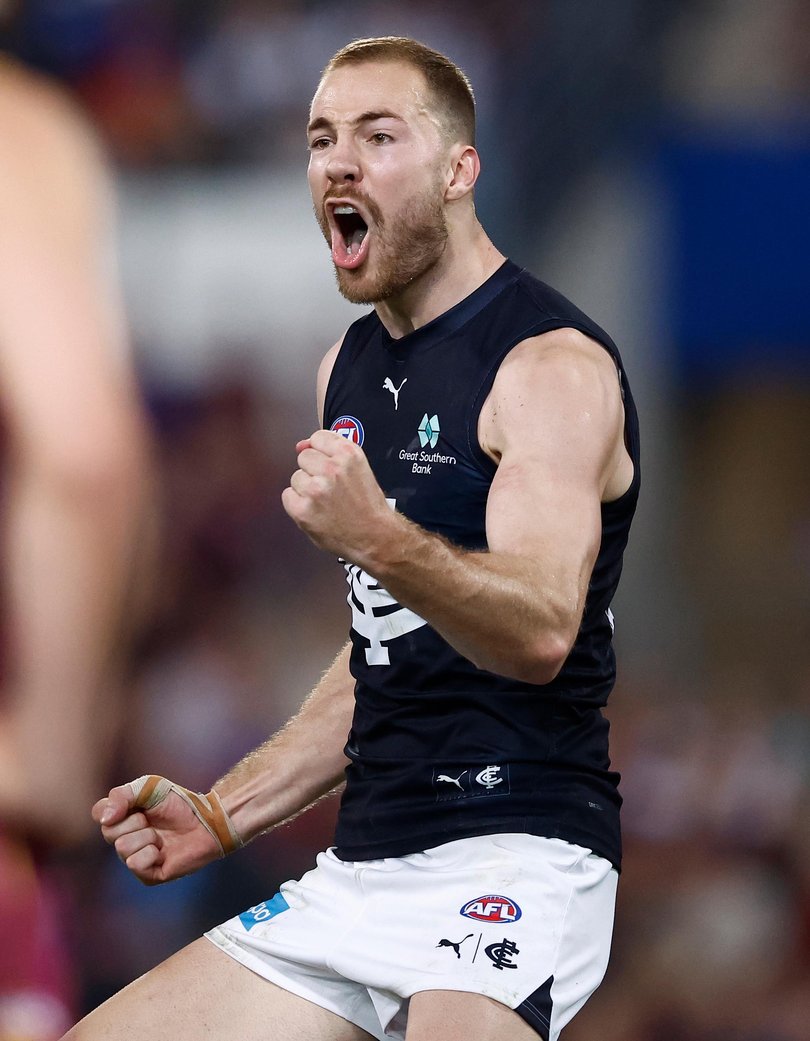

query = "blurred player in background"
(68, 36), (638, 1041)
(0, 53), (151, 1041)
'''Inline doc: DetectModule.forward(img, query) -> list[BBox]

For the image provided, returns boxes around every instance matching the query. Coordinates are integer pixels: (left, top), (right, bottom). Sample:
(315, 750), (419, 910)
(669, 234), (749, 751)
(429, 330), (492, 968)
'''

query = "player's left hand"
(282, 429), (398, 565)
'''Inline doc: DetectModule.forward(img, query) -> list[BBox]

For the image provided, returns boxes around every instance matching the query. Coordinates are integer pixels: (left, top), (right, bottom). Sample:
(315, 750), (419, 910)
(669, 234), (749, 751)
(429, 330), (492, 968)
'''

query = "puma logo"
(436, 772), (465, 790)
(383, 376), (407, 410)
(436, 934), (473, 958)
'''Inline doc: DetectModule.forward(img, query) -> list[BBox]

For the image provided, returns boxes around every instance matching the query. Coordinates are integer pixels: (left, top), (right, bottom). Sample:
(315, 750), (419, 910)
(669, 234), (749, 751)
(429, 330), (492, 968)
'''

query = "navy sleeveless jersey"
(323, 259), (640, 869)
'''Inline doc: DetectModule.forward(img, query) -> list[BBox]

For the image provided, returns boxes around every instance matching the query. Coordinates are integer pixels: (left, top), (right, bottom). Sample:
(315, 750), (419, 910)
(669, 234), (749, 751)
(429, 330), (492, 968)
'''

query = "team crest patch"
(460, 895), (522, 924)
(433, 764), (511, 801)
(330, 415), (364, 446)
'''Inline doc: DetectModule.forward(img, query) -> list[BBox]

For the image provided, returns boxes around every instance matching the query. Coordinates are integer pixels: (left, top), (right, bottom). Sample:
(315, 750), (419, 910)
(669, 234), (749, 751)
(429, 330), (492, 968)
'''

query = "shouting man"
(66, 36), (639, 1041)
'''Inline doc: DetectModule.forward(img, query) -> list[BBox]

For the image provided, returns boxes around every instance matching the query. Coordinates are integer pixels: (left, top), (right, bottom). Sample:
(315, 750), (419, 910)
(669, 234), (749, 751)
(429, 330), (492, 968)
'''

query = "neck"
(373, 220), (506, 339)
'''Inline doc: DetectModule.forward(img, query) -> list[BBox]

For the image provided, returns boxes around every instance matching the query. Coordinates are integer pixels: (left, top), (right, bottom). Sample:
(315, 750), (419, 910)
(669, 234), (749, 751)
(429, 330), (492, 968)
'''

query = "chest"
(328, 347), (493, 548)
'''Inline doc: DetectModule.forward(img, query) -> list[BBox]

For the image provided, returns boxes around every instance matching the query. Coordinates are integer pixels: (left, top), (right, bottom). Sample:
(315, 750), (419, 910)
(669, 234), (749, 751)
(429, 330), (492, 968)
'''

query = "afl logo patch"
(460, 895), (522, 924)
(330, 415), (364, 446)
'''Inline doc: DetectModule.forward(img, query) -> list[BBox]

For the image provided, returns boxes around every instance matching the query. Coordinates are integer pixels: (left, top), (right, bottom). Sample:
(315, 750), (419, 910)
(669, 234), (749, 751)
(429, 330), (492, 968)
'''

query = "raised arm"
(283, 327), (633, 684)
(0, 67), (151, 843)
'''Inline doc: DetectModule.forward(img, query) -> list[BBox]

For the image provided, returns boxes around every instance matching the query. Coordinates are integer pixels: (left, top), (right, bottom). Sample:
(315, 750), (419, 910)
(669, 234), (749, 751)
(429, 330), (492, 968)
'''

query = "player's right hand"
(92, 775), (238, 885)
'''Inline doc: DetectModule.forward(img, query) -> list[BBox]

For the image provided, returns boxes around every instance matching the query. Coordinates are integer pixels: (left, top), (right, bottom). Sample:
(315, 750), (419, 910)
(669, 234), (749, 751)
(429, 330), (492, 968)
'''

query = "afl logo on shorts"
(460, 895), (522, 924)
(330, 415), (365, 446)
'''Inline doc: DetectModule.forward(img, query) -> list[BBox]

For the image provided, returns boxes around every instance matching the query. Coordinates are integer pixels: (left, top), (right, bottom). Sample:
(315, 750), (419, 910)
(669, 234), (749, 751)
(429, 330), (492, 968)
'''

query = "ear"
(444, 145), (480, 202)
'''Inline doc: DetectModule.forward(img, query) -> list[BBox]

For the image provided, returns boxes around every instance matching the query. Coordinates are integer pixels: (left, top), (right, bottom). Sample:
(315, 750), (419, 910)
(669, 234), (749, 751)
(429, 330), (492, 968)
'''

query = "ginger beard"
(316, 175), (449, 305)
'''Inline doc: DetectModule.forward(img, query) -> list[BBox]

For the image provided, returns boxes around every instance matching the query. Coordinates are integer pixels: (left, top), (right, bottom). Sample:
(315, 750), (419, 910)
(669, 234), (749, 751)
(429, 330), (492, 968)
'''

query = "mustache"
(321, 189), (384, 227)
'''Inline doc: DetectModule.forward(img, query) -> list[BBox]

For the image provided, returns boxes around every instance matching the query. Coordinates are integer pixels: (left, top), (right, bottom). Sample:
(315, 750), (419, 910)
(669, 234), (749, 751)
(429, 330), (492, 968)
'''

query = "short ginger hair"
(321, 36), (476, 146)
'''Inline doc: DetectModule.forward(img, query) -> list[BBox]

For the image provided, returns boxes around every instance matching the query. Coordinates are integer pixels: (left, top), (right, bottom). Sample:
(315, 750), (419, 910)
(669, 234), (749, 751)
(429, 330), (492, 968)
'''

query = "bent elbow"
(470, 637), (566, 687)
(489, 632), (571, 686)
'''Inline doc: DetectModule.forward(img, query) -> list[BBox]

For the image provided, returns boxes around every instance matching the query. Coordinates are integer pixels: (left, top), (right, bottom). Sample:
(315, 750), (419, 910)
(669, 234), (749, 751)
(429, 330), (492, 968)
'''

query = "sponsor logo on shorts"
(435, 934), (473, 959)
(330, 415), (364, 446)
(460, 895), (522, 924)
(485, 937), (520, 970)
(238, 892), (290, 932)
(434, 931), (521, 970)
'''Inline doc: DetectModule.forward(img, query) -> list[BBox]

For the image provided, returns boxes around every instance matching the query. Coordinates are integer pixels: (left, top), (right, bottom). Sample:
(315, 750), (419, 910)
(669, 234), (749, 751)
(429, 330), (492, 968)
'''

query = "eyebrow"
(307, 110), (406, 135)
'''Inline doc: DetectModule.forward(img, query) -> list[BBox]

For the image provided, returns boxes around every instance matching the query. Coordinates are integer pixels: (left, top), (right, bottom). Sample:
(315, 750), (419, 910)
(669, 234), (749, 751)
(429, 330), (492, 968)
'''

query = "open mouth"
(329, 203), (371, 270)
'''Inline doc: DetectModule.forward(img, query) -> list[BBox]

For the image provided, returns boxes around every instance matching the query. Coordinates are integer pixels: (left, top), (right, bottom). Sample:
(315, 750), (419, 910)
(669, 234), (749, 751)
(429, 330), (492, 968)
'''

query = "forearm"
(215, 643), (355, 844)
(1, 437), (149, 837)
(284, 429), (603, 686)
(364, 516), (578, 684)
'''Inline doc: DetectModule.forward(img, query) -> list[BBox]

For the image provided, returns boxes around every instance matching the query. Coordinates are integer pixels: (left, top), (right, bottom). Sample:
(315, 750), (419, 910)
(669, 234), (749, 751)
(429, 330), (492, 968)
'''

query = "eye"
(309, 137), (331, 151)
(370, 132), (392, 144)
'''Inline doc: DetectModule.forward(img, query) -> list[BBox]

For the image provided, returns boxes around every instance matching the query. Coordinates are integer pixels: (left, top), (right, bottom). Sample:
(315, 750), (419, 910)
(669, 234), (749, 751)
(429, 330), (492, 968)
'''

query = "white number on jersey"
(343, 497), (427, 666)
(344, 563), (428, 665)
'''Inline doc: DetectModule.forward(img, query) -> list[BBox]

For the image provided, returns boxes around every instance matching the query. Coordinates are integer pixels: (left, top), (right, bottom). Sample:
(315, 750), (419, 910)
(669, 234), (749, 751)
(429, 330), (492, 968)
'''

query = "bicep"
(485, 452), (603, 609)
(483, 332), (624, 591)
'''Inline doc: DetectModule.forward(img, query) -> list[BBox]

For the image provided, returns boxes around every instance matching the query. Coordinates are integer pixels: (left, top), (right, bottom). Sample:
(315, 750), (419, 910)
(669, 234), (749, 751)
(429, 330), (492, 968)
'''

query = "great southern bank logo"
(400, 413), (455, 476)
(418, 413), (440, 449)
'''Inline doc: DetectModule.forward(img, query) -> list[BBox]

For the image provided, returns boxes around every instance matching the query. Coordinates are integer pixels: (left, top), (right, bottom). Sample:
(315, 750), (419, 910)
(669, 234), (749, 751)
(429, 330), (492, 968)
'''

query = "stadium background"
(5, 1), (810, 1037)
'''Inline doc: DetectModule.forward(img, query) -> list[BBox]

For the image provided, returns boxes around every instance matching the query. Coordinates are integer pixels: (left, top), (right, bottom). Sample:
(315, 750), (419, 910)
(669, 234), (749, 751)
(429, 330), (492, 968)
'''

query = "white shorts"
(205, 834), (617, 1041)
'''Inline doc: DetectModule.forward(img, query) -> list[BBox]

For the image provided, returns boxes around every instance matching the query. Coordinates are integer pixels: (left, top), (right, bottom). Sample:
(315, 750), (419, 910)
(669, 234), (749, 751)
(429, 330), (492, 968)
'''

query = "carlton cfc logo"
(460, 895), (522, 924)
(330, 415), (364, 446)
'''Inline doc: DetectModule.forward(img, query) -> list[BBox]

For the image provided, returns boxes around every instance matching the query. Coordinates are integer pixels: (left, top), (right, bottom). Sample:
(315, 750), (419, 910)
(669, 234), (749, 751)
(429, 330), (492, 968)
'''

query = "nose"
(325, 139), (362, 185)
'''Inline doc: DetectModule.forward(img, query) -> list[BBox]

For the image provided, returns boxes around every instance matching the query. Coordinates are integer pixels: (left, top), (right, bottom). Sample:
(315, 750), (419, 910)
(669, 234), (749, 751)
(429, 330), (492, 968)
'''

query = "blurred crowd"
(3, 0), (501, 167)
(2, 1), (810, 1038)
